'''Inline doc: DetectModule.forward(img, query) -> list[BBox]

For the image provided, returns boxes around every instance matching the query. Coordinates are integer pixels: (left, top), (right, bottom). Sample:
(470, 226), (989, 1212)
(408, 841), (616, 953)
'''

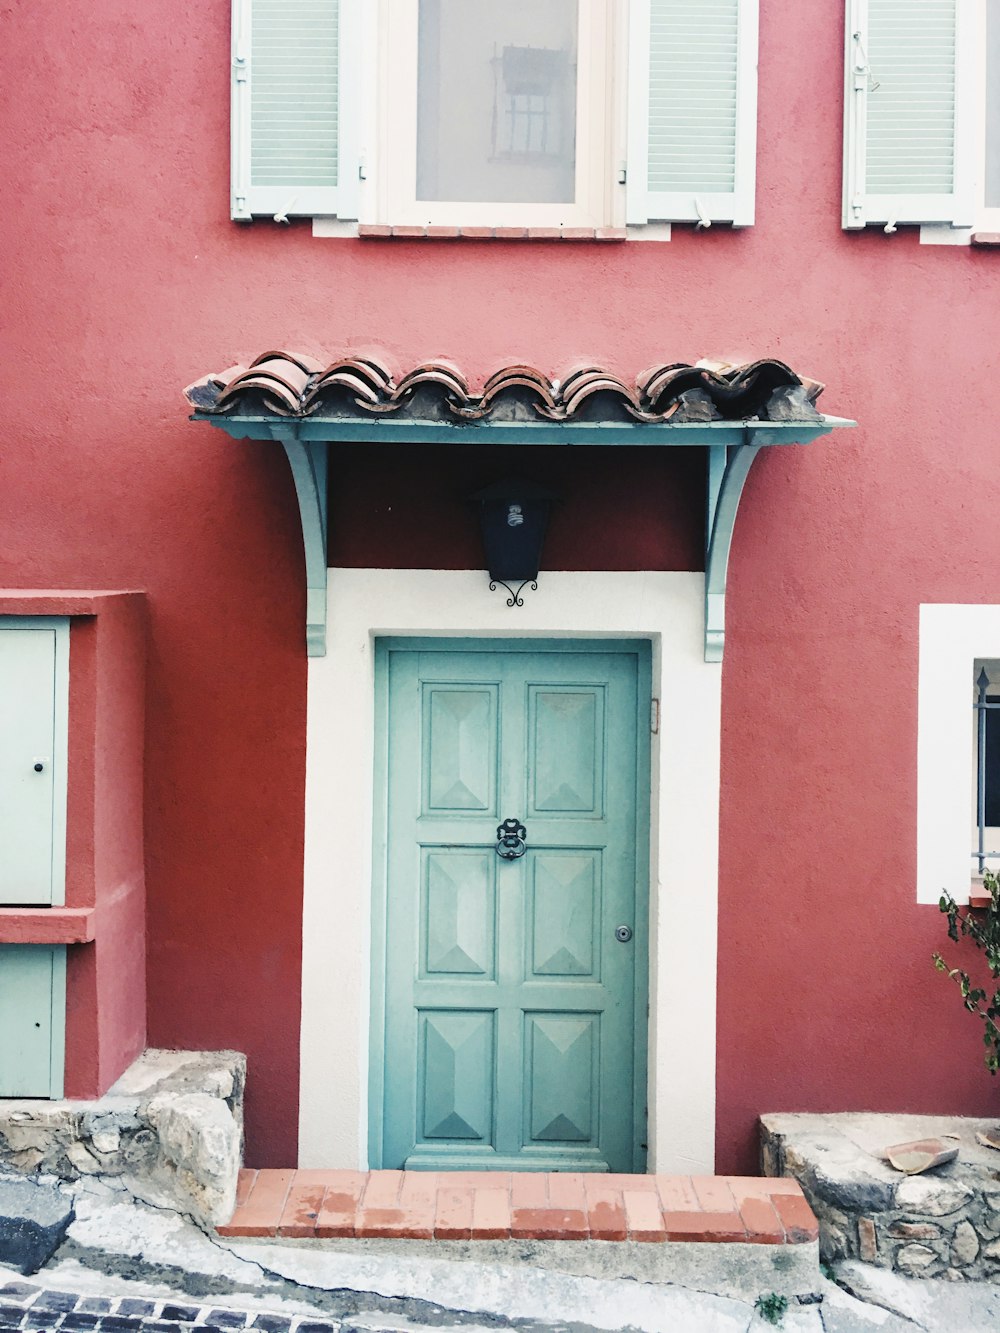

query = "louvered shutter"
(843, 0), (975, 229)
(627, 0), (758, 227)
(232, 0), (356, 220)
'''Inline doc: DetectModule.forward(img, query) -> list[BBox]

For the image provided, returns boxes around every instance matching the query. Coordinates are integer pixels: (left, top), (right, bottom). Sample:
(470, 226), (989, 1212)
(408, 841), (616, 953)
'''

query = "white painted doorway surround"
(298, 569), (722, 1174)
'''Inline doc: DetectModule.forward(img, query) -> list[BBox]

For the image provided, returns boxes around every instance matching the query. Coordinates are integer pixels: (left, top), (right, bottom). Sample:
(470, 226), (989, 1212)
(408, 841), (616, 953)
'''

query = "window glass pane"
(987, 0), (1000, 207)
(417, 0), (577, 204)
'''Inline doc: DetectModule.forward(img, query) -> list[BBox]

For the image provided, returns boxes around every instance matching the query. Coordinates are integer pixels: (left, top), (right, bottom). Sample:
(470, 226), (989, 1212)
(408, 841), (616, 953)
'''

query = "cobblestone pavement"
(0, 1281), (372, 1333)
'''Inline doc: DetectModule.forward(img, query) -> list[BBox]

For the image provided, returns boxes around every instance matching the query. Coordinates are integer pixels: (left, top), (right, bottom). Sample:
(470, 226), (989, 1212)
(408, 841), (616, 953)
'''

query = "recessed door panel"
(529, 850), (600, 979)
(379, 640), (647, 1172)
(0, 945), (64, 1097)
(529, 685), (605, 816)
(422, 684), (498, 814)
(0, 626), (66, 906)
(422, 849), (496, 979)
(418, 1010), (495, 1143)
(524, 1011), (599, 1145)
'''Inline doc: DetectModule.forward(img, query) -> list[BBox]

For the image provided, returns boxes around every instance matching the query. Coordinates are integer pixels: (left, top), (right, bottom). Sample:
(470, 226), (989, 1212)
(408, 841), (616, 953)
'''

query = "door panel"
(0, 945), (64, 1097)
(0, 628), (61, 905)
(379, 641), (647, 1172)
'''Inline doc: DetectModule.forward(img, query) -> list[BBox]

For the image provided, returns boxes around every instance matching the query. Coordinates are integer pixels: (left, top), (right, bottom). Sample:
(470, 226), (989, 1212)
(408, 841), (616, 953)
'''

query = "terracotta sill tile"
(390, 226), (427, 238)
(510, 1174), (548, 1211)
(471, 1187), (511, 1239)
(623, 1189), (666, 1242)
(690, 1176), (738, 1214)
(602, 1173), (657, 1192)
(277, 1181), (326, 1237)
(495, 227), (528, 239)
(728, 1176), (802, 1201)
(358, 1208), (416, 1239)
(663, 1210), (747, 1242)
(358, 224), (392, 238)
(772, 1193), (819, 1243)
(435, 1186), (475, 1240)
(586, 1197), (628, 1241)
(235, 1169), (257, 1208)
(739, 1196), (785, 1244)
(218, 1168), (294, 1236)
(315, 1177), (367, 1238)
(459, 227), (495, 239)
(972, 232), (1000, 246)
(656, 1176), (701, 1213)
(526, 227), (563, 240)
(512, 1207), (587, 1240)
(595, 228), (627, 241)
(359, 1170), (404, 1210)
(424, 226), (461, 238)
(546, 1173), (587, 1215)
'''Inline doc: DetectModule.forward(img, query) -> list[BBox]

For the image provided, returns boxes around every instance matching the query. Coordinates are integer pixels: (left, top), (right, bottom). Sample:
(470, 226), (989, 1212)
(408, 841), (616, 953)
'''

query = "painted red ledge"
(0, 906), (96, 944)
(0, 589), (146, 617)
(217, 1169), (818, 1246)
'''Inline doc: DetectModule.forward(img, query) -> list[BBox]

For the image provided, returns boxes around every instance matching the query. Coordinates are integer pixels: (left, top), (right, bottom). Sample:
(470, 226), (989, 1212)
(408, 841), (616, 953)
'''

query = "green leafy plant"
(933, 868), (1000, 1074)
(754, 1292), (788, 1326)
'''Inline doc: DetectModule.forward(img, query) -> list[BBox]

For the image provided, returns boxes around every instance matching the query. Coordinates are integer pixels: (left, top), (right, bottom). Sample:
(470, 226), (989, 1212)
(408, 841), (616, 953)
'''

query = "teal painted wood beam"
(190, 412), (855, 660)
(194, 414), (855, 449)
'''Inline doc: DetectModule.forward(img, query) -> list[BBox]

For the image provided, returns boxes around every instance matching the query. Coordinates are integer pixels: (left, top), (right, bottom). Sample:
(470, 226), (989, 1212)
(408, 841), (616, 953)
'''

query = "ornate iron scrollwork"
(495, 817), (527, 860)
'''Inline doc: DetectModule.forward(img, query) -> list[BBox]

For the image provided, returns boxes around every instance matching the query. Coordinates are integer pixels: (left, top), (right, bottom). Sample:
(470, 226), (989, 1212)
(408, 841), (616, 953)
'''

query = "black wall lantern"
(471, 478), (558, 606)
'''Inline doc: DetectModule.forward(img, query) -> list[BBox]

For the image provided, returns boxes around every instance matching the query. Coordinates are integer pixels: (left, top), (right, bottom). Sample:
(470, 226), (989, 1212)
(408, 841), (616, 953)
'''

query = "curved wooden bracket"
(704, 440), (762, 663)
(268, 426), (329, 656)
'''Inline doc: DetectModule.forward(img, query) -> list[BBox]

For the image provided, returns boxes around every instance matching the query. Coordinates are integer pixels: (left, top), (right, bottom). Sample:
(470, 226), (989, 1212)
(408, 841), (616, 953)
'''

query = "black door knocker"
(496, 818), (527, 860)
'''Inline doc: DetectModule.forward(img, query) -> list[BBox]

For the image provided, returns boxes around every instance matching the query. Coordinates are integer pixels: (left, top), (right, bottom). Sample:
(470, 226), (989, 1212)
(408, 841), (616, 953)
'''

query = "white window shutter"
(843, 0), (975, 230)
(231, 0), (357, 221)
(628, 0), (758, 227)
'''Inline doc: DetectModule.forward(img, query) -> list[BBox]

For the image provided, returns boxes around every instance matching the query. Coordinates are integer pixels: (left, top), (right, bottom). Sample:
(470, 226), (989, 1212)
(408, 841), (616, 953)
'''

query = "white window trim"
(297, 569), (722, 1174)
(916, 605), (1000, 905)
(377, 0), (621, 229)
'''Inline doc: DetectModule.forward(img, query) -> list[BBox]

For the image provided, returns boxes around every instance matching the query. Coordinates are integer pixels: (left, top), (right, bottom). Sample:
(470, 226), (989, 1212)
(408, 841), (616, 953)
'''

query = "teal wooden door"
(376, 639), (648, 1172)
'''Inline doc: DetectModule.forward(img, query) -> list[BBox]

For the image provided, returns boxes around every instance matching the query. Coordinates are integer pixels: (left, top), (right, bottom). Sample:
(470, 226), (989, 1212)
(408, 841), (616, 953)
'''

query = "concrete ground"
(3, 1177), (1000, 1332)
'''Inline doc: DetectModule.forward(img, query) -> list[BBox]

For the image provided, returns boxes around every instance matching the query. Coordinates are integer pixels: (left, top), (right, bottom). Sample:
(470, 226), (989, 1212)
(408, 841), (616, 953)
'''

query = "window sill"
(972, 232), (1000, 247)
(356, 224), (627, 241)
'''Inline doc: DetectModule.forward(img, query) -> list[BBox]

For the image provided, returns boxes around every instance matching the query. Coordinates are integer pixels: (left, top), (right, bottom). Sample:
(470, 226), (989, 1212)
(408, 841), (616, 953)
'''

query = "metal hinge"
(233, 54), (249, 83)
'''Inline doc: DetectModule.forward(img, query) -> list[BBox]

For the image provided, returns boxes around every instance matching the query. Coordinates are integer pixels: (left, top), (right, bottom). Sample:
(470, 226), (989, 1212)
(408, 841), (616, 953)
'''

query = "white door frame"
(298, 568), (722, 1174)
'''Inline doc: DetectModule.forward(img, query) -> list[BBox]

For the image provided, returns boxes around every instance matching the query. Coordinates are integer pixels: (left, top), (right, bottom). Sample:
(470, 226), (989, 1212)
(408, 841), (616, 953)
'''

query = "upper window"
(230, 0), (759, 230)
(843, 0), (998, 234)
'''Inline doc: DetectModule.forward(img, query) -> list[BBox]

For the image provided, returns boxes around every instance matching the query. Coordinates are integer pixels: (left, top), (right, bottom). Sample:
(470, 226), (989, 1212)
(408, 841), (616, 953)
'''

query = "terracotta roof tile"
(185, 352), (826, 425)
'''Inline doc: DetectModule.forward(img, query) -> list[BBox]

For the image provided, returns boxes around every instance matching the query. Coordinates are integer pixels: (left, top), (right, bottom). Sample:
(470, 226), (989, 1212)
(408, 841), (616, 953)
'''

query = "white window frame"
(376, 0), (622, 229)
(917, 605), (1000, 906)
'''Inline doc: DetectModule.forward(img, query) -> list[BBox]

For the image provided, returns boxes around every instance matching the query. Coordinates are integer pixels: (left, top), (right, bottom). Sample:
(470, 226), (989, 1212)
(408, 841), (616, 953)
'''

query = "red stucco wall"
(4, 0), (999, 1167)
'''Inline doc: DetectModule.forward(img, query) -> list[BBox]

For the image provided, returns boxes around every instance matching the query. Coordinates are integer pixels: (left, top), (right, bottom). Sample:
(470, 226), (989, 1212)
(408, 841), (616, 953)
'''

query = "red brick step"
(218, 1170), (817, 1245)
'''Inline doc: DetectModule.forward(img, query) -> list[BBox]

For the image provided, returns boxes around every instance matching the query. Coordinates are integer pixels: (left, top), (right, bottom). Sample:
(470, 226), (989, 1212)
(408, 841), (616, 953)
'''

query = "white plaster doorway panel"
(298, 569), (722, 1174)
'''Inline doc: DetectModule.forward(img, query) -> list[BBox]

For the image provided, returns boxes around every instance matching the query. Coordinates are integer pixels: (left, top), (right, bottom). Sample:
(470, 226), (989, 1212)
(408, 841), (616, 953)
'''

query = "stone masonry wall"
(762, 1113), (1000, 1282)
(0, 1050), (245, 1228)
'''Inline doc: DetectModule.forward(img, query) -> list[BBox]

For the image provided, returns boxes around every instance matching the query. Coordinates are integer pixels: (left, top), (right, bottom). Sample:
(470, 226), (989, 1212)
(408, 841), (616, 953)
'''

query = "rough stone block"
(0, 1177), (74, 1275)
(857, 1216), (877, 1261)
(894, 1176), (973, 1218)
(950, 1220), (979, 1266)
(894, 1242), (939, 1275)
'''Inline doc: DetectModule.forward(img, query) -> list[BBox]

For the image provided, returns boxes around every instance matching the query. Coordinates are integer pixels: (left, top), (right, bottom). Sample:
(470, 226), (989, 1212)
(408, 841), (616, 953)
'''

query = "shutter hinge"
(650, 699), (660, 735)
(233, 54), (249, 83)
(618, 164), (627, 185)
